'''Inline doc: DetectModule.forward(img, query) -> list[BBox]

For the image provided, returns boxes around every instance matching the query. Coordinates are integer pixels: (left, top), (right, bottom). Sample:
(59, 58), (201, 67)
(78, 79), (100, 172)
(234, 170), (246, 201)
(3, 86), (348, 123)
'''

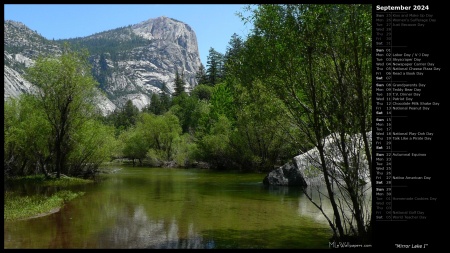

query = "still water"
(4, 166), (333, 249)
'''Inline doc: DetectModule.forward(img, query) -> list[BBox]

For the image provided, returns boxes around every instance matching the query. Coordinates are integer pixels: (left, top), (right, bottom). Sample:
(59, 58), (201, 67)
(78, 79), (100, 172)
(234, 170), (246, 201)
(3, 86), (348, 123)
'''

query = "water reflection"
(4, 167), (333, 249)
(95, 207), (209, 249)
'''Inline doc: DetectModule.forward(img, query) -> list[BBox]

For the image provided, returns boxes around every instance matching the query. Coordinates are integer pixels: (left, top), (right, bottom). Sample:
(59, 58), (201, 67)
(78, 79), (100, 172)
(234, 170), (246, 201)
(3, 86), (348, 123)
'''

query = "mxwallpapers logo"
(329, 241), (372, 248)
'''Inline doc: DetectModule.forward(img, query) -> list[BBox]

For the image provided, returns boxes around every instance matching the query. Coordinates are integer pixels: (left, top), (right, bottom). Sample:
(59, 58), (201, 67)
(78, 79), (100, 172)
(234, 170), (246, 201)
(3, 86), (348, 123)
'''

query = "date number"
(413, 5), (429, 10)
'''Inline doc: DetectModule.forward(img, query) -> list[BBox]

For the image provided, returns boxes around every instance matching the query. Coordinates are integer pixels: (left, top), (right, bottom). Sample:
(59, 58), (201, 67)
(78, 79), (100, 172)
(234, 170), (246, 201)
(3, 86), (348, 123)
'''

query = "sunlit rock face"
(4, 16), (202, 115)
(264, 132), (372, 187)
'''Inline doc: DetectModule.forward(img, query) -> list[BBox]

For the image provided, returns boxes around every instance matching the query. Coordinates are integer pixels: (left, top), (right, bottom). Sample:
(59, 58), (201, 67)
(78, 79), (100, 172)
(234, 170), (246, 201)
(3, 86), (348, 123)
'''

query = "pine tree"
(195, 64), (209, 85)
(173, 70), (186, 97)
(224, 33), (244, 76)
(206, 47), (225, 86)
(160, 82), (171, 111)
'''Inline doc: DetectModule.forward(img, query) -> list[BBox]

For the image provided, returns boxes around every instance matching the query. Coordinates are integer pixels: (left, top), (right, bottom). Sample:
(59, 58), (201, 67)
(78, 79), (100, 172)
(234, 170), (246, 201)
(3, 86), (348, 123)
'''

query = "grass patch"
(4, 190), (85, 221)
(6, 174), (93, 187)
(4, 175), (91, 221)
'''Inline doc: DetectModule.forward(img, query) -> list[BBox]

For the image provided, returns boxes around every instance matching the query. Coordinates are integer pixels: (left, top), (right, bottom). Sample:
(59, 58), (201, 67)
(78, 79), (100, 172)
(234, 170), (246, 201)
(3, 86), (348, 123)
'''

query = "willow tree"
(25, 45), (99, 178)
(238, 4), (372, 243)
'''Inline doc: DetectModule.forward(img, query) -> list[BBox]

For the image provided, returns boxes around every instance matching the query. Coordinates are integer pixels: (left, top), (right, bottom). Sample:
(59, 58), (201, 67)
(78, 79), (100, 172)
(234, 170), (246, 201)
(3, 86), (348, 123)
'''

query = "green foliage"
(67, 119), (117, 176)
(25, 44), (100, 178)
(4, 95), (52, 177)
(172, 133), (198, 167)
(147, 93), (166, 115)
(195, 64), (209, 85)
(5, 43), (115, 179)
(224, 33), (244, 76)
(119, 126), (149, 166)
(119, 113), (183, 166)
(196, 115), (234, 170)
(206, 47), (225, 86)
(191, 84), (213, 101)
(172, 70), (186, 97)
(209, 82), (235, 122)
(239, 4), (373, 242)
(142, 113), (182, 162)
(104, 99), (139, 135)
(171, 93), (209, 134)
(122, 100), (140, 126)
(230, 78), (299, 171)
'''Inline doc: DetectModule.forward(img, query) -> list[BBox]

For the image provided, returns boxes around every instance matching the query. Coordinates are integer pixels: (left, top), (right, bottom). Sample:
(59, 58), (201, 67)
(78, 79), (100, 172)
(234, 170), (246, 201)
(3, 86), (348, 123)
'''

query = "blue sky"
(4, 4), (254, 67)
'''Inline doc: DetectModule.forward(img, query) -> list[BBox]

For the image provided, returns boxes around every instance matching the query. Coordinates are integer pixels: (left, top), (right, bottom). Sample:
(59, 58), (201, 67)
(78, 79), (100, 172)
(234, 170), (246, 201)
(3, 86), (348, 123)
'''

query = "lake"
(4, 166), (333, 249)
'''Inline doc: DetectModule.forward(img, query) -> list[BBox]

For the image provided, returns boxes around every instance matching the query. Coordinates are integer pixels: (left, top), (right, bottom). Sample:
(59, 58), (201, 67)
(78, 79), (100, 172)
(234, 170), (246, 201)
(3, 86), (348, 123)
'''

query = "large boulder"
(263, 131), (372, 187)
(263, 160), (307, 187)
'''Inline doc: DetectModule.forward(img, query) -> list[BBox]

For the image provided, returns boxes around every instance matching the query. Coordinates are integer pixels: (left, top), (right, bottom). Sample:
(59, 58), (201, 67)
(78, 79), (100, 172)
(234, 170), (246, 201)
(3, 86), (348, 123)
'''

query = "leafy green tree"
(231, 78), (298, 171)
(171, 93), (205, 134)
(171, 84), (212, 134)
(239, 4), (372, 243)
(208, 82), (235, 124)
(119, 126), (148, 166)
(25, 44), (99, 178)
(138, 113), (183, 164)
(197, 115), (234, 170)
(172, 133), (198, 167)
(4, 95), (52, 177)
(222, 30), (301, 171)
(67, 119), (117, 176)
(191, 84), (213, 101)
(193, 80), (240, 170)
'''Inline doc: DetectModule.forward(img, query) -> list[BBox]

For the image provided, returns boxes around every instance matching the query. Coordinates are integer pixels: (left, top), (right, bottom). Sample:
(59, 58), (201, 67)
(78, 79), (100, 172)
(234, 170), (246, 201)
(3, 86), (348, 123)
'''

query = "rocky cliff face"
(4, 16), (202, 113)
(4, 21), (53, 99)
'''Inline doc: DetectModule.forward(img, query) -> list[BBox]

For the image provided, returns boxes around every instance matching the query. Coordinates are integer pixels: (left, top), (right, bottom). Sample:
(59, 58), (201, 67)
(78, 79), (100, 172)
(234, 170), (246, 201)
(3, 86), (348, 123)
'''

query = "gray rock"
(263, 131), (372, 187)
(263, 160), (307, 187)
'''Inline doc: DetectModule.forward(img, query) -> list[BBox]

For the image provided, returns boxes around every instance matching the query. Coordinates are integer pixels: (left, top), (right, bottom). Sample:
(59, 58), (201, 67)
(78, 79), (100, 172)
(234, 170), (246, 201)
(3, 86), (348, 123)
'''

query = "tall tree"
(147, 92), (164, 115)
(122, 99), (139, 126)
(173, 70), (186, 97)
(195, 64), (209, 85)
(224, 33), (244, 76)
(160, 82), (172, 112)
(206, 47), (225, 86)
(25, 44), (99, 178)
